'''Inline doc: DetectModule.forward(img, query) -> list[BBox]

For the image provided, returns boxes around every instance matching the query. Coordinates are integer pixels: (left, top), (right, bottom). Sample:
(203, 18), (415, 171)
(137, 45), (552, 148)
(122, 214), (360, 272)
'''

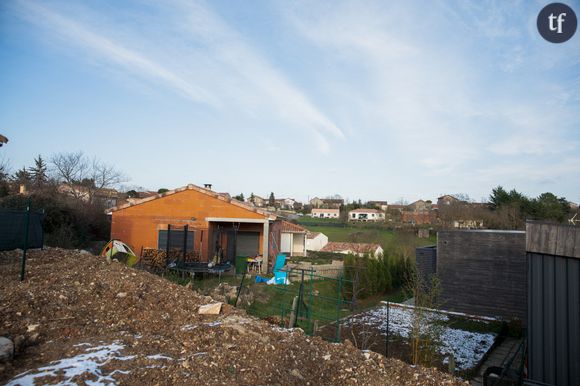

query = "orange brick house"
(108, 184), (278, 273)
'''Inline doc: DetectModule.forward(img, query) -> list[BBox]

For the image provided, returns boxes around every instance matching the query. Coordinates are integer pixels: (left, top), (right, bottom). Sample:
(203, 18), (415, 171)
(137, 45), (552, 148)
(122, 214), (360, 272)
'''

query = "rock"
(291, 369), (304, 380)
(323, 354), (331, 360)
(12, 335), (25, 352)
(0, 337), (14, 362)
(198, 303), (222, 315)
(117, 292), (128, 298)
(27, 324), (39, 332)
(28, 333), (40, 345)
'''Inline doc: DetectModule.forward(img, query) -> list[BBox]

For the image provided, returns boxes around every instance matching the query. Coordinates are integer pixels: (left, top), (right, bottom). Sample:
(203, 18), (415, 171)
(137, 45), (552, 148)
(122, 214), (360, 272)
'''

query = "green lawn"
(301, 224), (436, 255)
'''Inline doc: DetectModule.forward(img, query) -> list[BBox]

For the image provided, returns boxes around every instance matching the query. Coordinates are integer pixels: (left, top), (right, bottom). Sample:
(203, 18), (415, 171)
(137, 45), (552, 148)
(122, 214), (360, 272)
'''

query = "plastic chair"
(273, 254), (288, 284)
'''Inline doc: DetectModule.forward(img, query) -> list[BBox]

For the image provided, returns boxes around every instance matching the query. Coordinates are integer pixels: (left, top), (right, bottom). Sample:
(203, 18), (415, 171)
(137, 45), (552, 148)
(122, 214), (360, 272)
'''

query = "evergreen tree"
(29, 154), (48, 187)
(13, 166), (31, 185)
(268, 192), (275, 206)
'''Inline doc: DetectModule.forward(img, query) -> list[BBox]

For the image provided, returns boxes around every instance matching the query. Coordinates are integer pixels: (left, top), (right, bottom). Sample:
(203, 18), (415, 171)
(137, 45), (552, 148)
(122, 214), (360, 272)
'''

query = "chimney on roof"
(204, 184), (212, 190)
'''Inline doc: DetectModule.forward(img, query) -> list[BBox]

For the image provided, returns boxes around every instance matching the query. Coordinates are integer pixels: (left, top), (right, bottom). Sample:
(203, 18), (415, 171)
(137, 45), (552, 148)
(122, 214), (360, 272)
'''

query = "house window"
(158, 229), (195, 251)
(352, 213), (356, 218)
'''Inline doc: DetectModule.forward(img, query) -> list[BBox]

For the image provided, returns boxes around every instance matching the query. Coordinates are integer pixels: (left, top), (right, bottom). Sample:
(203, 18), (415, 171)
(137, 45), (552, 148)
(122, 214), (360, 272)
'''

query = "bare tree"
(50, 151), (89, 185)
(51, 151), (126, 204)
(90, 158), (124, 192)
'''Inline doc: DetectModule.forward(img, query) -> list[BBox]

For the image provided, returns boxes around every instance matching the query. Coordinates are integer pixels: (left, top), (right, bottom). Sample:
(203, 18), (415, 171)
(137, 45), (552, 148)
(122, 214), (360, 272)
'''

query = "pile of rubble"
(0, 248), (465, 385)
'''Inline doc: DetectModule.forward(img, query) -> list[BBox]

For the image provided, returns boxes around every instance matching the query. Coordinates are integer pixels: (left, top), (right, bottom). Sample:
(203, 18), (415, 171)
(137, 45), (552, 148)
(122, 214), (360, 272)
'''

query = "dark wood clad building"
(437, 230), (527, 321)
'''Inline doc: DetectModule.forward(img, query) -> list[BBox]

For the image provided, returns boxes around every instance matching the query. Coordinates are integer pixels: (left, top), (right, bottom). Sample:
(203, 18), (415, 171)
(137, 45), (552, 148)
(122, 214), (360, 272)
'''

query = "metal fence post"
(385, 301), (390, 357)
(352, 268), (359, 311)
(166, 224), (171, 261)
(182, 224), (188, 262)
(20, 197), (31, 281)
(308, 268), (314, 333)
(335, 273), (343, 342)
(296, 269), (305, 328)
(234, 271), (246, 307)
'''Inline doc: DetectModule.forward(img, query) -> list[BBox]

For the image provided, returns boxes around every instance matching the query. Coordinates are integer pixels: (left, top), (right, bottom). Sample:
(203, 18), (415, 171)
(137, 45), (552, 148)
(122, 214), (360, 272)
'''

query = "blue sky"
(1, 0), (579, 203)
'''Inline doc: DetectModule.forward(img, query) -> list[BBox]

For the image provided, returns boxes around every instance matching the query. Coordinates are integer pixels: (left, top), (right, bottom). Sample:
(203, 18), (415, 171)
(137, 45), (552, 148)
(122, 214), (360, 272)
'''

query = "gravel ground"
(0, 248), (466, 385)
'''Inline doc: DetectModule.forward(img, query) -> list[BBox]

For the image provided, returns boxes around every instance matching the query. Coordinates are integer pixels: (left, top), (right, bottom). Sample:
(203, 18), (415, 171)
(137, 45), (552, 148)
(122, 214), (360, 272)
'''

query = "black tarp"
(0, 209), (44, 251)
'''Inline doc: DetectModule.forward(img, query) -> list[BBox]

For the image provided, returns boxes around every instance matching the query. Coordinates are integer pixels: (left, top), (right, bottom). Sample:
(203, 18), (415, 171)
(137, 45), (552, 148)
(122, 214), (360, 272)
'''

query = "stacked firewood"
(141, 248), (201, 269)
(141, 248), (167, 270)
(183, 251), (200, 262)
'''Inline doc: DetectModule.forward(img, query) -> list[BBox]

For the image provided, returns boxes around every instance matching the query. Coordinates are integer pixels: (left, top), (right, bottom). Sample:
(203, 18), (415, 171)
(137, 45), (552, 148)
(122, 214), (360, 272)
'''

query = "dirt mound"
(0, 248), (465, 385)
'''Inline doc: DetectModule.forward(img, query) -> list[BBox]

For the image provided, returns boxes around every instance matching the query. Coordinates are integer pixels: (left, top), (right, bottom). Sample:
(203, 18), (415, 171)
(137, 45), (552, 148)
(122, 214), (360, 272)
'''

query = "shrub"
(0, 191), (110, 249)
(344, 252), (411, 299)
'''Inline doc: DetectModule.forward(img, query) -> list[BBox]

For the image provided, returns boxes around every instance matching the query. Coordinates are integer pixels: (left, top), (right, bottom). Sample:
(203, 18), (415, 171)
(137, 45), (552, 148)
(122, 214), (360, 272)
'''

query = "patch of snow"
(6, 342), (135, 386)
(344, 306), (496, 370)
(146, 354), (173, 360)
(271, 326), (292, 333)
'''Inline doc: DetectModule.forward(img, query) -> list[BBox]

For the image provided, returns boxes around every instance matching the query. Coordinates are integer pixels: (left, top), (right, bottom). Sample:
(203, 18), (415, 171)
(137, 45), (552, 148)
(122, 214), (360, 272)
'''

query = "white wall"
(281, 233), (292, 253)
(349, 211), (385, 222)
(293, 233), (305, 255)
(306, 233), (329, 251)
(281, 232), (306, 256)
(311, 210), (339, 218)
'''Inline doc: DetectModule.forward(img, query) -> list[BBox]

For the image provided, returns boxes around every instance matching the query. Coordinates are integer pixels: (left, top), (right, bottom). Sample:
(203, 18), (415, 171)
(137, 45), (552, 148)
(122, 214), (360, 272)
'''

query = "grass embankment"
(299, 219), (437, 255)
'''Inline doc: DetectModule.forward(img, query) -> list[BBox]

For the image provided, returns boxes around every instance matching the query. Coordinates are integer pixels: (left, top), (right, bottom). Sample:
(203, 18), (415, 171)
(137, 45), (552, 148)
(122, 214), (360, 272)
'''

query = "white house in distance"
(321, 242), (384, 258)
(306, 232), (329, 251)
(279, 221), (307, 257)
(311, 208), (340, 219)
(348, 208), (385, 222)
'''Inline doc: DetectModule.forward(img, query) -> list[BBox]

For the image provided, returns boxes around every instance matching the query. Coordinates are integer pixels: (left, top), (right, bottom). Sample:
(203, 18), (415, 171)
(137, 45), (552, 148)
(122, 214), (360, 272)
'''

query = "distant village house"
(310, 208), (340, 219)
(348, 208), (385, 222)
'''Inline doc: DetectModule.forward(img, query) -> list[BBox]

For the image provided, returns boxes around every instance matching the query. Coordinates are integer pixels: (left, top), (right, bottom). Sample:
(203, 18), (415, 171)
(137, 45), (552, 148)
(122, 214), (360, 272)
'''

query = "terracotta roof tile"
(280, 221), (307, 233)
(108, 183), (276, 219)
(349, 208), (383, 213)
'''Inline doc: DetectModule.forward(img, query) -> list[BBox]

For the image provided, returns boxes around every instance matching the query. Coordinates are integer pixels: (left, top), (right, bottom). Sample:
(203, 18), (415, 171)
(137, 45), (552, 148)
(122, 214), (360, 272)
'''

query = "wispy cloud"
(279, 1), (485, 170)
(15, 0), (216, 105)
(14, 0), (343, 152)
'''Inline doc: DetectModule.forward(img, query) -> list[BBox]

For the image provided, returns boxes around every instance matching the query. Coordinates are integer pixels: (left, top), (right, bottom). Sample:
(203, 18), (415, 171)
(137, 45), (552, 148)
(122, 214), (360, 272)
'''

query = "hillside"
(0, 248), (463, 385)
